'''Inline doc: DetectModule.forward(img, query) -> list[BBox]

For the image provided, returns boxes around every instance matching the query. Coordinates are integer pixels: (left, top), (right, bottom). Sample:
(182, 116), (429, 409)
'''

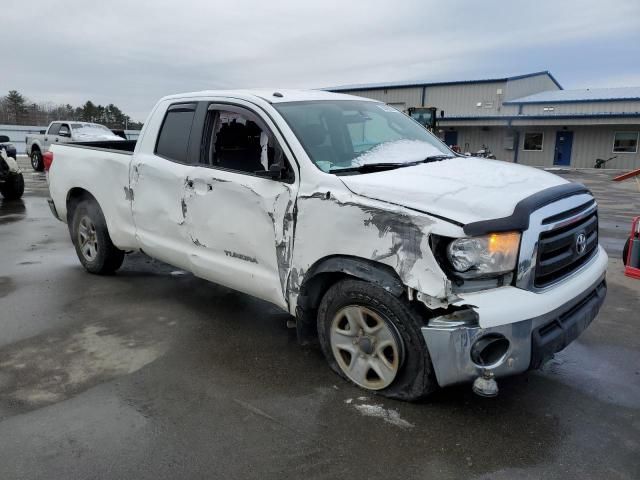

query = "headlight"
(447, 232), (521, 275)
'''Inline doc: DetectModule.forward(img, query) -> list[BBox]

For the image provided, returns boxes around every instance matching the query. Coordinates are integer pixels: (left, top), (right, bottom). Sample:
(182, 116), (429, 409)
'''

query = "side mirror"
(0, 135), (9, 143)
(255, 164), (284, 180)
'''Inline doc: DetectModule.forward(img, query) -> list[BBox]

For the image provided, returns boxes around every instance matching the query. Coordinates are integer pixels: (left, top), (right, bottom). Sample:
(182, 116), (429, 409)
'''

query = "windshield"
(71, 123), (117, 137)
(274, 100), (452, 173)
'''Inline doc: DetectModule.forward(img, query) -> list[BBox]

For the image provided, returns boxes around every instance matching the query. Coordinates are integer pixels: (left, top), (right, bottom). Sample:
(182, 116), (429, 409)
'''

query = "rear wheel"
(71, 199), (124, 274)
(0, 173), (24, 200)
(31, 150), (44, 171)
(317, 279), (437, 401)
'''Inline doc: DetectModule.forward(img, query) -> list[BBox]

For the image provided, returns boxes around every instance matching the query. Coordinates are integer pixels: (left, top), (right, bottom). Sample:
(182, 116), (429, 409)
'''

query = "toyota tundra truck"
(46, 90), (607, 400)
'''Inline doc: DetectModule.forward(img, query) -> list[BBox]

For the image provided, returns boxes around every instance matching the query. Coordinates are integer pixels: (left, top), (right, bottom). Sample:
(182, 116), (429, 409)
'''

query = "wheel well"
(66, 188), (97, 225)
(294, 256), (406, 345)
(31, 144), (40, 152)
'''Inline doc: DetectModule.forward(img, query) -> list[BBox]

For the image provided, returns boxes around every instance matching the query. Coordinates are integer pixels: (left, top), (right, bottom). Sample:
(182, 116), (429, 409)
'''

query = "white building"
(328, 71), (640, 170)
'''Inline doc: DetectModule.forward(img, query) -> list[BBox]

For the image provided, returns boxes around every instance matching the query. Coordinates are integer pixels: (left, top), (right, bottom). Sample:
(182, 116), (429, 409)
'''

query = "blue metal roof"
(325, 71), (562, 92)
(438, 112), (640, 121)
(504, 87), (640, 104)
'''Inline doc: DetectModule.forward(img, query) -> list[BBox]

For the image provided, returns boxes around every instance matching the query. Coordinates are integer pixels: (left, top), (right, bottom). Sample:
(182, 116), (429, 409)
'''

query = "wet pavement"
(0, 157), (639, 479)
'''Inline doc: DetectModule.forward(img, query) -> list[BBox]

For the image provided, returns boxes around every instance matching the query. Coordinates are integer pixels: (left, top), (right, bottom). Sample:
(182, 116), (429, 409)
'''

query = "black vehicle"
(0, 135), (25, 200)
(0, 134), (17, 159)
(110, 129), (128, 140)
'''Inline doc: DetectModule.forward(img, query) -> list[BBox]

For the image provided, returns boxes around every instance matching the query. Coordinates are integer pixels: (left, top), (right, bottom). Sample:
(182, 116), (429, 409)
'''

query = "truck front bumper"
(421, 248), (608, 388)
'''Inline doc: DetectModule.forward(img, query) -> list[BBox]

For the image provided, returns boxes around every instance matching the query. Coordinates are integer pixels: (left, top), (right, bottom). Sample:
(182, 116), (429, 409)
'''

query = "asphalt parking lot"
(1, 157), (639, 479)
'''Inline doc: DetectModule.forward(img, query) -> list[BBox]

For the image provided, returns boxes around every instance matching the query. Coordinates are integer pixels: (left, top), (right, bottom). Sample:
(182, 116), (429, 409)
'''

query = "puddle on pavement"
(539, 341), (640, 409)
(0, 276), (16, 298)
(0, 199), (26, 225)
(0, 318), (174, 414)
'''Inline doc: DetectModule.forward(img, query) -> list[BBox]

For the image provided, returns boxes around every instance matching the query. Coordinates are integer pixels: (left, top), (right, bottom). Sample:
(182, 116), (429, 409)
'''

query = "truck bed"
(48, 140), (138, 250)
(66, 140), (137, 154)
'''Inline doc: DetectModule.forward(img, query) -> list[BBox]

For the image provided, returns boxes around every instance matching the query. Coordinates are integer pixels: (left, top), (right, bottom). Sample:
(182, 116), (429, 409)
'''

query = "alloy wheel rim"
(32, 152), (40, 168)
(330, 305), (403, 390)
(77, 216), (98, 261)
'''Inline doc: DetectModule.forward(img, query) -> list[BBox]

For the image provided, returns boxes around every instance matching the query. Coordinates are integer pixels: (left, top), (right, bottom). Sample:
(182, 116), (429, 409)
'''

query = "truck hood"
(338, 157), (568, 225)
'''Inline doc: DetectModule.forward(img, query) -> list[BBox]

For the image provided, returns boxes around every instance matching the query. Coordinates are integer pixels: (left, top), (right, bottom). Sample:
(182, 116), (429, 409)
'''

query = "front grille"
(534, 209), (598, 288)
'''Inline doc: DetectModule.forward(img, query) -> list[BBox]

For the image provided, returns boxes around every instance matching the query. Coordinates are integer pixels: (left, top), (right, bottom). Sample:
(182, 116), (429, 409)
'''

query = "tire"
(317, 279), (437, 401)
(71, 199), (124, 274)
(622, 238), (630, 266)
(31, 149), (44, 171)
(0, 173), (24, 200)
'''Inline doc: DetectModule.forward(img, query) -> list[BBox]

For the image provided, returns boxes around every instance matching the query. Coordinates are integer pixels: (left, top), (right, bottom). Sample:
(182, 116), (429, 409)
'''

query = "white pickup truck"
(47, 90), (607, 399)
(26, 121), (123, 171)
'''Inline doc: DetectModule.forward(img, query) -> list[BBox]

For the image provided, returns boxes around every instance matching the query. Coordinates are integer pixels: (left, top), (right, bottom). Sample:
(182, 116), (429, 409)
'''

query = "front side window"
(613, 132), (638, 153)
(202, 107), (290, 178)
(523, 132), (543, 151)
(155, 103), (196, 163)
(274, 100), (451, 173)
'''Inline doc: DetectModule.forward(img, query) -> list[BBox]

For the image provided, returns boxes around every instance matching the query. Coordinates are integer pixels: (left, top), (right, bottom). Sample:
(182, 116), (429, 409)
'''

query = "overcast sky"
(3, 0), (639, 121)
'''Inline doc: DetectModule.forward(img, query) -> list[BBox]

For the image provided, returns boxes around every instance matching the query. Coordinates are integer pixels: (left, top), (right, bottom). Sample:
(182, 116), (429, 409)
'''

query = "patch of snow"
(352, 402), (414, 429)
(353, 139), (445, 167)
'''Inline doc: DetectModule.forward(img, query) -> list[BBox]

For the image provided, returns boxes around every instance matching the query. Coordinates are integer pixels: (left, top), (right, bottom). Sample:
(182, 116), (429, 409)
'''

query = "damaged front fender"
(288, 187), (462, 315)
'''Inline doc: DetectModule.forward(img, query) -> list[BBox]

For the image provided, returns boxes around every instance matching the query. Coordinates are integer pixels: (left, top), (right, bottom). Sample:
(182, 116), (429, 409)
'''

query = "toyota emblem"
(575, 232), (587, 255)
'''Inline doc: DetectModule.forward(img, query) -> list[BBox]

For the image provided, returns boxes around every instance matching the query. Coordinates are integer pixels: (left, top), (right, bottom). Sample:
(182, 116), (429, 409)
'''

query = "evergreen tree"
(5, 90), (27, 123)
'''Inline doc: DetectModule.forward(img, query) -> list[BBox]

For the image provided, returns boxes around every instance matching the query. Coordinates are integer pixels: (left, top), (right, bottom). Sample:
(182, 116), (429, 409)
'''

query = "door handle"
(44, 137), (48, 141)
(55, 138), (59, 142)
(186, 179), (194, 188)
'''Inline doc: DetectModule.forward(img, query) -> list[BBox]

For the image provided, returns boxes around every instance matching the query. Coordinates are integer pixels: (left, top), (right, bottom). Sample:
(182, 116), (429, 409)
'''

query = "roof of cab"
(159, 89), (376, 104)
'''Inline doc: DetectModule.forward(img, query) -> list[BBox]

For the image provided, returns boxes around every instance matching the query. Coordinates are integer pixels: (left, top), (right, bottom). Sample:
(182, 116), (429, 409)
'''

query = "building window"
(523, 132), (544, 151)
(613, 132), (639, 153)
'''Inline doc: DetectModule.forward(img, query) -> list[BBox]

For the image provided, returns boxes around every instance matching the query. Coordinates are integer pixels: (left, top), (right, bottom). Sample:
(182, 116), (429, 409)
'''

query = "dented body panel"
(180, 168), (296, 309)
(48, 89), (608, 390)
(338, 157), (568, 225)
(289, 186), (458, 311)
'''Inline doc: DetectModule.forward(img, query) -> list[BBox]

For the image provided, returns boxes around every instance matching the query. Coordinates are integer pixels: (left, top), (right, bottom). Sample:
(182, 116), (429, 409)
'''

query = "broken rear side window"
(155, 103), (197, 163)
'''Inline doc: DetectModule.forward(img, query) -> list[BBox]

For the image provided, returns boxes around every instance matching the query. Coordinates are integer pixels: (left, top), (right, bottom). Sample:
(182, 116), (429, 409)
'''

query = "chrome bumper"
(421, 275), (606, 387)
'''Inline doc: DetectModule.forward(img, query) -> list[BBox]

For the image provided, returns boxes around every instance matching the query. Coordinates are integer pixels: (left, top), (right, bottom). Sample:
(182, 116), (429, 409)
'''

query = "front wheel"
(71, 199), (124, 274)
(0, 173), (25, 200)
(317, 279), (437, 401)
(31, 150), (44, 171)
